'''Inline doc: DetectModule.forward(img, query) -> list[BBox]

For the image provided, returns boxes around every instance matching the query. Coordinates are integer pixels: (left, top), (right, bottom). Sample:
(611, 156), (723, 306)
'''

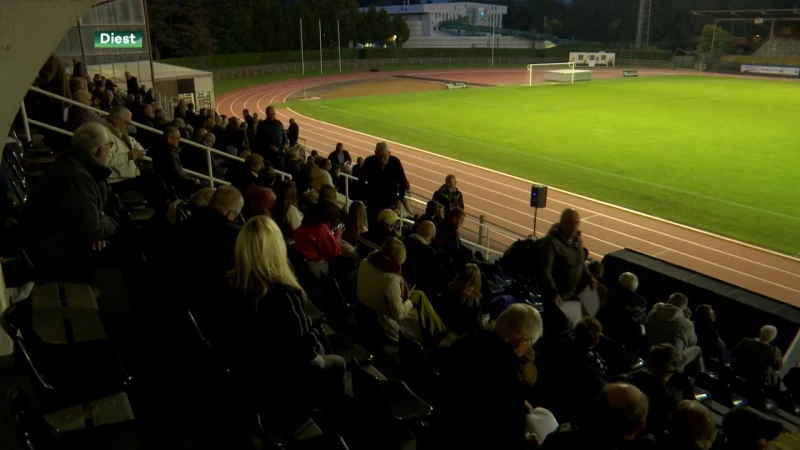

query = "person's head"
(163, 126), (181, 149)
(143, 104), (154, 118)
(573, 317), (603, 350)
(425, 200), (440, 217)
(377, 209), (400, 233)
(447, 208), (466, 228)
(344, 200), (367, 234)
(273, 180), (298, 221)
(74, 89), (92, 106)
(375, 142), (391, 166)
(69, 76), (87, 94)
(232, 216), (304, 299)
(450, 263), (481, 307)
(319, 184), (338, 204)
(187, 187), (216, 210)
(155, 108), (166, 119)
(266, 106), (276, 120)
(306, 155), (315, 163)
(126, 93), (135, 103)
(695, 304), (716, 325)
(492, 303), (543, 357)
(379, 237), (406, 265)
(124, 71), (131, 79)
(330, 163), (341, 177)
(202, 117), (214, 131)
(103, 89), (115, 102)
(310, 149), (319, 158)
(192, 127), (208, 142)
(416, 220), (436, 243)
(305, 199), (341, 227)
(72, 122), (112, 163)
(187, 103), (194, 111)
(140, 84), (147, 91)
(759, 325), (778, 344)
(559, 208), (581, 238)
(202, 132), (216, 148)
(667, 292), (689, 311)
(647, 344), (682, 381)
(587, 260), (604, 280)
(317, 157), (332, 172)
(226, 116), (239, 130)
(208, 185), (244, 221)
(619, 272), (639, 292)
(668, 400), (717, 450)
(356, 156), (364, 166)
(107, 106), (132, 133)
(722, 407), (783, 450)
(173, 117), (186, 129)
(243, 108), (250, 116)
(596, 383), (649, 441)
(178, 98), (186, 107)
(256, 166), (276, 189)
(335, 142), (343, 152)
(246, 154), (265, 174)
(445, 174), (457, 191)
(289, 118), (295, 125)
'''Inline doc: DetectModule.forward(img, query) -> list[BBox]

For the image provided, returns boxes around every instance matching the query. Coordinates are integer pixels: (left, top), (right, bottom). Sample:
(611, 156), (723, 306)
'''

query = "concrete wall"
(404, 35), (533, 49)
(1, 0), (105, 140)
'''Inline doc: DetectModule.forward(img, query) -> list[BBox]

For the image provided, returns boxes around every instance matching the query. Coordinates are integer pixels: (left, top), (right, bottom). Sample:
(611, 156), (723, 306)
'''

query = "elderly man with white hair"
(103, 106), (146, 184)
(732, 325), (783, 388)
(440, 303), (546, 450)
(358, 141), (409, 226)
(607, 272), (648, 325)
(22, 122), (119, 282)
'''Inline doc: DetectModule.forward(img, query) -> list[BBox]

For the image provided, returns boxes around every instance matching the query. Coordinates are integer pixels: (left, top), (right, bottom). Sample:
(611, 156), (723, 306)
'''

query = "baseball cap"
(722, 408), (783, 442)
(377, 209), (400, 227)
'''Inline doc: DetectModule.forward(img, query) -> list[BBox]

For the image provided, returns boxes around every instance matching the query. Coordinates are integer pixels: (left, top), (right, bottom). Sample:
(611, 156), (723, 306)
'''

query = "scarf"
(367, 251), (408, 299)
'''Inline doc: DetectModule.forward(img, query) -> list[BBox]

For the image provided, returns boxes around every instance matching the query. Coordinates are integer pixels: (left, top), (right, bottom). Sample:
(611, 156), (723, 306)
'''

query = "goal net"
(525, 62), (577, 86)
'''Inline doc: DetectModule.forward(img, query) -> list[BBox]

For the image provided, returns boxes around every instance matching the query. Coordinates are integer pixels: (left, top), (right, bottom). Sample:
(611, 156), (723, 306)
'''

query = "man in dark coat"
(328, 142), (352, 169)
(694, 304), (725, 361)
(256, 106), (288, 169)
(432, 174), (465, 212)
(151, 126), (202, 195)
(403, 221), (452, 296)
(22, 122), (118, 282)
(438, 304), (543, 450)
(358, 142), (408, 226)
(287, 118), (300, 146)
(124, 71), (139, 97)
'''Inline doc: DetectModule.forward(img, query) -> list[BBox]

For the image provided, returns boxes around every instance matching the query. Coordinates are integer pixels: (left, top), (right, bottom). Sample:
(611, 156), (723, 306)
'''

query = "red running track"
(216, 68), (800, 307)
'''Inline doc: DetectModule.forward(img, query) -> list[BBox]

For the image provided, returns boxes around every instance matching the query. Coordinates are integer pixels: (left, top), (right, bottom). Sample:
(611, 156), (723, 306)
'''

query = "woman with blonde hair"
(224, 216), (345, 413)
(342, 200), (368, 246)
(440, 263), (484, 335)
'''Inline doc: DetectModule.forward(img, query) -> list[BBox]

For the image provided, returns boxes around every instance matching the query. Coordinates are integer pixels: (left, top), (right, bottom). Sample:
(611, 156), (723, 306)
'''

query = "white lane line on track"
(215, 78), (800, 292)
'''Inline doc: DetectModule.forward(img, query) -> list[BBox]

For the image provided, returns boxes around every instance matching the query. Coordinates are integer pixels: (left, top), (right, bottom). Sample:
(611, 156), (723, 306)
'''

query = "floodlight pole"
(769, 19), (776, 56)
(337, 20), (342, 73)
(491, 23), (495, 67)
(707, 19), (718, 72)
(300, 19), (305, 75)
(319, 19), (323, 75)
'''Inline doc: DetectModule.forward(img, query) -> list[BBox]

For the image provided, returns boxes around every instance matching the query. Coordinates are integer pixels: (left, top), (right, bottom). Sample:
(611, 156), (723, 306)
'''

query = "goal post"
(526, 61), (576, 85)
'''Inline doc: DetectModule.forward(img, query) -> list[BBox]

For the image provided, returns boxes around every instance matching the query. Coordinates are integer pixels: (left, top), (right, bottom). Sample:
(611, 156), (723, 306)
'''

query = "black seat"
(399, 330), (440, 379)
(323, 333), (374, 366)
(350, 360), (433, 423)
(693, 370), (747, 408)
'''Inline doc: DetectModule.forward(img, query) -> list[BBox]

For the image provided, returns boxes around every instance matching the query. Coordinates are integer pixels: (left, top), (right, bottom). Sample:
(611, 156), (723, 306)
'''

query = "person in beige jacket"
(102, 106), (145, 184)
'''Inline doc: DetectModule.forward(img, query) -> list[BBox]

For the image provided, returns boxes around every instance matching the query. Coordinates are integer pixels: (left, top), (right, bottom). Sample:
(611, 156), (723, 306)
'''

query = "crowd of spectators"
(8, 56), (797, 450)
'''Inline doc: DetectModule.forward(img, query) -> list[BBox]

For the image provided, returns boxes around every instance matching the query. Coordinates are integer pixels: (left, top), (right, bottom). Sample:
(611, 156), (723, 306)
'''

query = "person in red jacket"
(293, 199), (343, 265)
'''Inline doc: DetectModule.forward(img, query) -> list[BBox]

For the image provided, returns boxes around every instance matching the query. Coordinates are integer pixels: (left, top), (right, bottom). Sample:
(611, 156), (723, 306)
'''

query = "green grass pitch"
(288, 76), (800, 255)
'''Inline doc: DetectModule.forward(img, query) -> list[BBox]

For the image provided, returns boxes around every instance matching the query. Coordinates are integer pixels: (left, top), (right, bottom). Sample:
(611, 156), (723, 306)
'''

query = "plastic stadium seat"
(286, 434), (351, 450)
(350, 360), (432, 423)
(398, 330), (440, 379)
(694, 370), (747, 408)
(324, 333), (374, 366)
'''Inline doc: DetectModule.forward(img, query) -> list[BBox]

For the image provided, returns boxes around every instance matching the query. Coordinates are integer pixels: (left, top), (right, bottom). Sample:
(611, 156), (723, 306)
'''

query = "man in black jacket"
(287, 118), (300, 146)
(124, 71), (139, 97)
(358, 142), (408, 226)
(256, 106), (288, 169)
(438, 303), (543, 450)
(152, 126), (202, 195)
(22, 122), (118, 282)
(403, 221), (452, 297)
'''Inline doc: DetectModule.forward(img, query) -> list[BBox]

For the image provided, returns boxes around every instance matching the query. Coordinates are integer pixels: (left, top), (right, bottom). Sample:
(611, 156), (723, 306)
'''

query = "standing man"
(358, 142), (408, 226)
(124, 71), (139, 97)
(256, 106), (288, 169)
(433, 174), (465, 212)
(287, 118), (300, 146)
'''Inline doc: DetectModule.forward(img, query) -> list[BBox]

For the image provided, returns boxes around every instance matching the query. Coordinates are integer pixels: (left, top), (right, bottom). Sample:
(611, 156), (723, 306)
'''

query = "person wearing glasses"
(102, 106), (146, 186)
(22, 122), (119, 283)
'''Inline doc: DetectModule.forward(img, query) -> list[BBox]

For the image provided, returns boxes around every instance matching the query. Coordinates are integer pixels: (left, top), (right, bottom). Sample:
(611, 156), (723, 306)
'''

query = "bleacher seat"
(350, 359), (433, 424)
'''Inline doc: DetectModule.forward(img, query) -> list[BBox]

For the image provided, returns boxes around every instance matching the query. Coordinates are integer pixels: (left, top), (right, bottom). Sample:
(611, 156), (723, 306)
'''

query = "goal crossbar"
(526, 61), (576, 85)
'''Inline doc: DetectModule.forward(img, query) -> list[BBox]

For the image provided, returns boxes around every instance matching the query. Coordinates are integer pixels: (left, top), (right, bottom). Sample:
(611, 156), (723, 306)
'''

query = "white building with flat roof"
(361, 2), (507, 38)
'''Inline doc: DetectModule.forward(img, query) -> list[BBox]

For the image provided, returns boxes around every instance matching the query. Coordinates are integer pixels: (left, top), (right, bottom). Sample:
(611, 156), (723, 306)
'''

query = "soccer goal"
(525, 61), (577, 85)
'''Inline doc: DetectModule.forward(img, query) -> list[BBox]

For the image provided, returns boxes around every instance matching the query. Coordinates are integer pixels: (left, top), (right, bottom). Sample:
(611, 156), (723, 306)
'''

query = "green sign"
(94, 31), (143, 48)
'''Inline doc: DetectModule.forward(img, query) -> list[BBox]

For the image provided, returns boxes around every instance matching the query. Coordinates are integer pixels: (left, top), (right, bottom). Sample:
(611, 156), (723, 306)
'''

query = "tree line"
(148, 0), (410, 59)
(147, 0), (793, 58)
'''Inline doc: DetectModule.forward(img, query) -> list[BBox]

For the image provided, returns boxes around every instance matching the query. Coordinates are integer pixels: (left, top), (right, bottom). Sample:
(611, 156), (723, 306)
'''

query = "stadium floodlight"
(525, 61), (576, 86)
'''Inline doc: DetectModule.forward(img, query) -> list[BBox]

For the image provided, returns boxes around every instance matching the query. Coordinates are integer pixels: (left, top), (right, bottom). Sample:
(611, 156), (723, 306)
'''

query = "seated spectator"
(67, 89), (105, 131)
(272, 180), (303, 238)
(163, 186), (244, 300)
(539, 317), (607, 426)
(438, 263), (483, 335)
(186, 187), (216, 211)
(287, 118), (299, 146)
(357, 238), (446, 343)
(318, 184), (339, 206)
(413, 200), (444, 231)
(439, 303), (543, 450)
(218, 216), (346, 419)
(100, 89), (121, 112)
(402, 220), (452, 298)
(433, 174), (465, 212)
(607, 272), (648, 325)
(329, 143), (352, 172)
(22, 123), (118, 282)
(342, 200), (367, 246)
(227, 153), (265, 196)
(246, 166), (277, 218)
(359, 209), (400, 253)
(191, 127), (207, 144)
(351, 156), (364, 178)
(629, 344), (694, 437)
(645, 294), (703, 371)
(596, 300), (645, 363)
(154, 108), (170, 129)
(293, 200), (345, 278)
(586, 260), (608, 307)
(719, 407), (783, 450)
(310, 156), (334, 192)
(433, 207), (466, 255)
(694, 304), (725, 362)
(223, 117), (248, 154)
(663, 400), (717, 450)
(102, 106), (146, 185)
(542, 382), (656, 450)
(731, 325), (783, 388)
(152, 126), (202, 195)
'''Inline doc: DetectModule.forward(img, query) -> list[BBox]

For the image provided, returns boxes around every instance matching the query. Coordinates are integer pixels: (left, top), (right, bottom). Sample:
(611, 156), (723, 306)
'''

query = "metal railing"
(22, 86), (293, 186)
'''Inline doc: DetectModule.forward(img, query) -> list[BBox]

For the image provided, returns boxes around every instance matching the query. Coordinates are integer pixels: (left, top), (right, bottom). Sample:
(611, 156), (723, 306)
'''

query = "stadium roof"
(692, 8), (800, 21)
